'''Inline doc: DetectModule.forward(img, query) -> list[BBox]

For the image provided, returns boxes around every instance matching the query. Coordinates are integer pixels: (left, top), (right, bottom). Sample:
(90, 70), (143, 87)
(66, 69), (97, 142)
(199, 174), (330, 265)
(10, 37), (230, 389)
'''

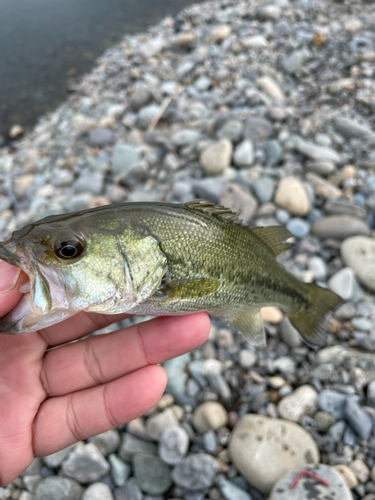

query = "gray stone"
(21, 458), (42, 476)
(138, 104), (160, 128)
(217, 477), (252, 500)
(133, 453), (172, 495)
(328, 420), (346, 442)
(274, 356), (296, 374)
(344, 398), (373, 440)
(278, 385), (318, 422)
(219, 182), (258, 223)
(328, 268), (360, 302)
(318, 390), (351, 419)
(88, 430), (121, 457)
(61, 443), (110, 484)
(146, 408), (180, 441)
(82, 483), (114, 500)
(269, 464), (353, 499)
(114, 478), (142, 500)
(256, 5), (282, 20)
(177, 59), (195, 77)
(171, 129), (201, 149)
(367, 380), (375, 404)
(244, 117), (273, 143)
(158, 426), (189, 465)
(314, 411), (337, 433)
(119, 433), (158, 462)
(131, 86), (153, 111)
(282, 48), (311, 74)
(233, 140), (254, 167)
(88, 128), (116, 147)
(111, 144), (141, 175)
(195, 76), (211, 91)
(324, 200), (367, 219)
(229, 415), (319, 494)
(286, 218), (310, 238)
(280, 317), (301, 348)
(305, 160), (336, 175)
(252, 177), (276, 203)
(108, 454), (131, 487)
(350, 459), (370, 483)
(43, 445), (75, 469)
(265, 140), (283, 166)
(257, 76), (285, 101)
(238, 349), (257, 369)
(308, 256), (327, 281)
(217, 120), (244, 143)
(312, 216), (370, 240)
(333, 116), (375, 143)
(351, 317), (373, 332)
(164, 353), (194, 406)
(34, 477), (83, 500)
(341, 236), (375, 291)
(191, 176), (225, 203)
(292, 137), (341, 164)
(73, 168), (104, 195)
(23, 474), (42, 492)
(171, 454), (220, 489)
(203, 430), (217, 454)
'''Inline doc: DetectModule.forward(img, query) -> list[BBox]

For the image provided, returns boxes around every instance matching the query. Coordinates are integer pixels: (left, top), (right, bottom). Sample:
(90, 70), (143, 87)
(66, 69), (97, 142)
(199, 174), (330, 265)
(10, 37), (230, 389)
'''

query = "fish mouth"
(0, 242), (71, 334)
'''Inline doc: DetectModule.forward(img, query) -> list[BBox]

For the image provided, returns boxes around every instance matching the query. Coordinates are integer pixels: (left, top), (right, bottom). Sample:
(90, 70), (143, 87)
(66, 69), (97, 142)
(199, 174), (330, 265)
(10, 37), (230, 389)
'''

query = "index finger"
(0, 261), (27, 318)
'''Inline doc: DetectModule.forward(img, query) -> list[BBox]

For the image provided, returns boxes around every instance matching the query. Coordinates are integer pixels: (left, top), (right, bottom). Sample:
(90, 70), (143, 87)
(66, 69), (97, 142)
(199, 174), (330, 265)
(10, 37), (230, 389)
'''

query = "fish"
(0, 200), (342, 346)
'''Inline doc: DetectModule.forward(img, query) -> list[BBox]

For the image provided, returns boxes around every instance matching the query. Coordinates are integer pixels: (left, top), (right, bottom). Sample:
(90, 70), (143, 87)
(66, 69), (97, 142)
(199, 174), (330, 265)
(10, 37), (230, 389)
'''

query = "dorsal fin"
(250, 226), (294, 256)
(184, 200), (243, 226)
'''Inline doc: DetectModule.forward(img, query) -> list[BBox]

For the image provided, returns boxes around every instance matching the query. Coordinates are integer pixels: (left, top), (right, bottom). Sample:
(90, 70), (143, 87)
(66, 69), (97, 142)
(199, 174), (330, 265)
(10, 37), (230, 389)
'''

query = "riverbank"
(1, 0), (375, 498)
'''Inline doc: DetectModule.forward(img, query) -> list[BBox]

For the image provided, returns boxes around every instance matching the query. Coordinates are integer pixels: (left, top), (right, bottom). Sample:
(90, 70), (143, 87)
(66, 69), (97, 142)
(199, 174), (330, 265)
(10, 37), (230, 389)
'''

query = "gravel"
(2, 0), (375, 498)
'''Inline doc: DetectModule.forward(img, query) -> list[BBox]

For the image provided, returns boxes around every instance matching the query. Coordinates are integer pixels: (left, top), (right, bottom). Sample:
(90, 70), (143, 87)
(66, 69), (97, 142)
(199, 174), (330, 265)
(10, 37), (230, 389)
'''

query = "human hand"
(0, 260), (210, 486)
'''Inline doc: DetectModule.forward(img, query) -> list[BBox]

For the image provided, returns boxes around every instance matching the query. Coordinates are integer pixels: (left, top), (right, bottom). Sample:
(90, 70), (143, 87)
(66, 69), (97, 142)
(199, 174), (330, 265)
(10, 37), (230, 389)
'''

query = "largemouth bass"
(0, 200), (342, 346)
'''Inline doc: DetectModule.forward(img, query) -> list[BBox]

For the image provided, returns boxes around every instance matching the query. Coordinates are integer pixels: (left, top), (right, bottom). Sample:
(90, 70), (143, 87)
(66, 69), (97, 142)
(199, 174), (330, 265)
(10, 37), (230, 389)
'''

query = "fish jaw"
(0, 242), (73, 334)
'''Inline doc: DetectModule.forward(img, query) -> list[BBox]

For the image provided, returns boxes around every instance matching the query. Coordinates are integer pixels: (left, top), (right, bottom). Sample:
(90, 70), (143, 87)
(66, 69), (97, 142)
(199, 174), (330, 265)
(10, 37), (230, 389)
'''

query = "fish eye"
(54, 237), (84, 260)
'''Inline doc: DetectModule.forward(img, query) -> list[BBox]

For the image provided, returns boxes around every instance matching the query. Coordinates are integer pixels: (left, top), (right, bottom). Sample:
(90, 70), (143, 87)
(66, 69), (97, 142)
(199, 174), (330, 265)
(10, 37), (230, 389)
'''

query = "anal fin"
(228, 309), (266, 347)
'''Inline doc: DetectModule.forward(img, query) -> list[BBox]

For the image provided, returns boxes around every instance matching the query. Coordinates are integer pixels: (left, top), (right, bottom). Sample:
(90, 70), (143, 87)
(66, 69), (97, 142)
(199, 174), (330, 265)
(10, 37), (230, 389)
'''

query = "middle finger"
(41, 312), (210, 397)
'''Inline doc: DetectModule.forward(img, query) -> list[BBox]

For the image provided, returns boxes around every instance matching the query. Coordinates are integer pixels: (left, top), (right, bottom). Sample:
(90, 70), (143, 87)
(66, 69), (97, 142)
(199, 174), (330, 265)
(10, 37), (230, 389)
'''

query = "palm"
(0, 263), (210, 486)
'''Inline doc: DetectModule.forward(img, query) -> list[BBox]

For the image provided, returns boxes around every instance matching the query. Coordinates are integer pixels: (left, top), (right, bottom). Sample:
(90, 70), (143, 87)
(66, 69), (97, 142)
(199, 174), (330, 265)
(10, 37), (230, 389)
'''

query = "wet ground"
(0, 0), (201, 138)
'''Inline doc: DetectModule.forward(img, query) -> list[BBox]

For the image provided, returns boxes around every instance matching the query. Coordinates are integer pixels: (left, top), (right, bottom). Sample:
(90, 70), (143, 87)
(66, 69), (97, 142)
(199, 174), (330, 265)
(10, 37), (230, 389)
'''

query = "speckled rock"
(171, 454), (220, 489)
(133, 453), (172, 495)
(229, 415), (319, 494)
(269, 464), (353, 499)
(34, 477), (83, 500)
(61, 443), (110, 484)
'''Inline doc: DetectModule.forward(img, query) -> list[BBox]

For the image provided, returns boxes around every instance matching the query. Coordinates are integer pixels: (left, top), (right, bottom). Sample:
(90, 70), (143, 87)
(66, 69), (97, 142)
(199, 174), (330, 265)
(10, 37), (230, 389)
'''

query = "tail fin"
(288, 283), (343, 347)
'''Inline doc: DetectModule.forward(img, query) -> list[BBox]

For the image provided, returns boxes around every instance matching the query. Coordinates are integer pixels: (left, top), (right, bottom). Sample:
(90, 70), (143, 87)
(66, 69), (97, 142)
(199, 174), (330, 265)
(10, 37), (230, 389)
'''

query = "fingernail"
(0, 263), (21, 294)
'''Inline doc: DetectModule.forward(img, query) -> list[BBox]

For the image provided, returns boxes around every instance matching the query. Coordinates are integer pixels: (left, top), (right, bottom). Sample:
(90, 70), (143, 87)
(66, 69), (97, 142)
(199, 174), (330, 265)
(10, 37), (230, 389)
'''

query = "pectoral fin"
(228, 309), (266, 347)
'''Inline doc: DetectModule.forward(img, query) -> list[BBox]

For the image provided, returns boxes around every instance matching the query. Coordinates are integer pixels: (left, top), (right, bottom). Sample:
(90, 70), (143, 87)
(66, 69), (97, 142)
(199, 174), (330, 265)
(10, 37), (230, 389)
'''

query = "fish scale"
(0, 200), (342, 346)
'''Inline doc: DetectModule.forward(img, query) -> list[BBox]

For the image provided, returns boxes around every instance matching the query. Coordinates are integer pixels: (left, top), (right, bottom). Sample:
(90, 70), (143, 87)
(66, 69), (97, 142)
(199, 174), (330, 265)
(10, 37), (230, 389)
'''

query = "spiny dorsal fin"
(250, 226), (294, 256)
(184, 200), (243, 226)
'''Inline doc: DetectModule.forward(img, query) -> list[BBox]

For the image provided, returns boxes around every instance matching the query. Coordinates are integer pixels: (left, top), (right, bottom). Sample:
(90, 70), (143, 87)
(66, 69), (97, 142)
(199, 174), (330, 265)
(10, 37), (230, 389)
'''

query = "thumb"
(0, 261), (26, 318)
